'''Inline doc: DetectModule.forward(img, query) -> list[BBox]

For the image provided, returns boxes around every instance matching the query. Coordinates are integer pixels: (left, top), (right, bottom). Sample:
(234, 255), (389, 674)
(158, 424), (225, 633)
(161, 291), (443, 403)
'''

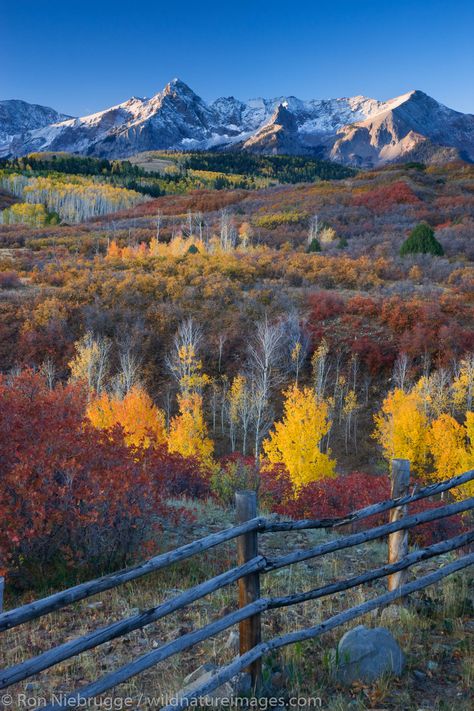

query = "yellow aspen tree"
(312, 338), (330, 398)
(168, 319), (209, 396)
(68, 331), (111, 394)
(461, 412), (474, 498)
(228, 374), (245, 452)
(452, 355), (474, 413)
(291, 341), (302, 385)
(429, 411), (474, 499)
(342, 389), (358, 453)
(415, 371), (451, 418)
(373, 387), (429, 475)
(168, 393), (214, 467)
(263, 384), (336, 488)
(87, 385), (167, 449)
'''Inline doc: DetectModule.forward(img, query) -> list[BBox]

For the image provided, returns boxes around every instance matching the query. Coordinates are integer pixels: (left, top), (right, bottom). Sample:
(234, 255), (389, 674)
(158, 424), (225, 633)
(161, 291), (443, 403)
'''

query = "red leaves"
(352, 181), (421, 213)
(307, 291), (473, 373)
(260, 469), (465, 545)
(307, 291), (345, 323)
(0, 370), (199, 586)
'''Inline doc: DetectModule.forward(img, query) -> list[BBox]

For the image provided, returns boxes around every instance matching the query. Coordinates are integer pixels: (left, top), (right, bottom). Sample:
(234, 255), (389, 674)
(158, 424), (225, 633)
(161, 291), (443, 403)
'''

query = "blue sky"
(2, 0), (473, 116)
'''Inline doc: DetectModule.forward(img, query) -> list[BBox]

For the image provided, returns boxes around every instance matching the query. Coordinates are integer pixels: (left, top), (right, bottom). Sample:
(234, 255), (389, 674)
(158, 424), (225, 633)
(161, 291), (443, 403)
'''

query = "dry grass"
(1, 499), (472, 710)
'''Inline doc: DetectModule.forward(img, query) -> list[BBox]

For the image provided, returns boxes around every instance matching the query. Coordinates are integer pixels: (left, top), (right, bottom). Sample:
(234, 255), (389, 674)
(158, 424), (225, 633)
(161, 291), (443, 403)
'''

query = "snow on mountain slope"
(329, 90), (474, 166)
(0, 100), (71, 155)
(2, 81), (473, 166)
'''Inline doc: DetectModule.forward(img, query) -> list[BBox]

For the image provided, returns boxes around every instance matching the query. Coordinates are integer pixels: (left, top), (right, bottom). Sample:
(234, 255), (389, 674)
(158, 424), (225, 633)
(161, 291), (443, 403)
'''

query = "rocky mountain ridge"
(1, 80), (473, 167)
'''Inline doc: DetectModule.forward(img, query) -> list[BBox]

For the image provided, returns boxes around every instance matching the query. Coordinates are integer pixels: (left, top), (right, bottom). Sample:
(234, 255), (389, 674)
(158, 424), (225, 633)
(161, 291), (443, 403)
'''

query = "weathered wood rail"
(0, 461), (472, 710)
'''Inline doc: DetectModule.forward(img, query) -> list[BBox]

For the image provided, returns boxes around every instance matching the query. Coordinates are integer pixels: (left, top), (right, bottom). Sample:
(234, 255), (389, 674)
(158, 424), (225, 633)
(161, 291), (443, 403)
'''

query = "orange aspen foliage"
(106, 240), (121, 259)
(87, 385), (167, 449)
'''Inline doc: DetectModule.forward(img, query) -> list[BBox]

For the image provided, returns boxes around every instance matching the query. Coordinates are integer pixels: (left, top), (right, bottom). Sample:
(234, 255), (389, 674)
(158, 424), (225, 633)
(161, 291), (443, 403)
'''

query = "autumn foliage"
(260, 468), (465, 546)
(87, 385), (167, 449)
(263, 384), (335, 487)
(0, 371), (206, 586)
(352, 181), (421, 212)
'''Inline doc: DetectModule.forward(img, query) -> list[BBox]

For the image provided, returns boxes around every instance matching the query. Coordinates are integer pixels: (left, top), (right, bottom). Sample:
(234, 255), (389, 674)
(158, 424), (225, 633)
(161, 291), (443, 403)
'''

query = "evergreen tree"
(400, 223), (444, 256)
(307, 237), (321, 253)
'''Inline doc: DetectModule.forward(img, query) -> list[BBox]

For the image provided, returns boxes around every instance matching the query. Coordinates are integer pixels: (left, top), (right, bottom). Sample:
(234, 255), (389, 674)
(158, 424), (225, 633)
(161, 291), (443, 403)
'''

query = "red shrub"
(0, 370), (189, 587)
(280, 472), (390, 524)
(352, 181), (421, 213)
(260, 469), (465, 546)
(350, 335), (396, 374)
(260, 464), (296, 511)
(409, 500), (465, 547)
(346, 294), (380, 317)
(145, 446), (211, 499)
(0, 270), (21, 289)
(307, 291), (345, 323)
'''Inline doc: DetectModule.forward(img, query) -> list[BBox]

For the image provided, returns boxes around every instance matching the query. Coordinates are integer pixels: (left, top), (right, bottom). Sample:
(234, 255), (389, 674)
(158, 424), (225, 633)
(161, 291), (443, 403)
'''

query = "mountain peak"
(270, 103), (298, 131)
(2, 86), (473, 166)
(164, 78), (195, 96)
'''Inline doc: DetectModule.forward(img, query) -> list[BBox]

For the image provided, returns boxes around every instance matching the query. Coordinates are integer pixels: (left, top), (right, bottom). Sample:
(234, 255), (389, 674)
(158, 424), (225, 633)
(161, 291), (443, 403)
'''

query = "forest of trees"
(0, 171), (148, 222)
(181, 151), (355, 182)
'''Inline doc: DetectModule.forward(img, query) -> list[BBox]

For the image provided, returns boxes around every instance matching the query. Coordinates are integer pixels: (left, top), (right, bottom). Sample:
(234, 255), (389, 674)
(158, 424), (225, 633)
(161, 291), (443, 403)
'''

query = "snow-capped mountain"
(0, 100), (70, 152)
(2, 80), (473, 167)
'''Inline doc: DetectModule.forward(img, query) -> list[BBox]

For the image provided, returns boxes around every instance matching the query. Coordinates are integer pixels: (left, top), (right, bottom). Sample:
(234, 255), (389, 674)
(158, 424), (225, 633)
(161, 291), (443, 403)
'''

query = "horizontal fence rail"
(266, 497), (474, 571)
(161, 553), (474, 711)
(0, 557), (268, 688)
(1, 461), (473, 709)
(2, 529), (473, 690)
(2, 467), (472, 634)
(0, 517), (267, 633)
(263, 468), (474, 533)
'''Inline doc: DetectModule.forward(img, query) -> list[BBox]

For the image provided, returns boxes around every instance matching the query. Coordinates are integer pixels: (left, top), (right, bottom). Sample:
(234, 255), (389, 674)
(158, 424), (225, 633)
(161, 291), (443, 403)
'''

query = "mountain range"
(1, 79), (473, 167)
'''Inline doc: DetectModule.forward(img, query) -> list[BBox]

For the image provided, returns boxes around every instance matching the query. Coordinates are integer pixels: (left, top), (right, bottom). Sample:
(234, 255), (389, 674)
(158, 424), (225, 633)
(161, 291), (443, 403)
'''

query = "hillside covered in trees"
(0, 154), (473, 588)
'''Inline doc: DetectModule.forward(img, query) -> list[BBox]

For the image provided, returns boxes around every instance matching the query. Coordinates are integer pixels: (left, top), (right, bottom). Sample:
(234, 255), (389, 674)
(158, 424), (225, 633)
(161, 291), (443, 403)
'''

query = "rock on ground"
(333, 624), (405, 685)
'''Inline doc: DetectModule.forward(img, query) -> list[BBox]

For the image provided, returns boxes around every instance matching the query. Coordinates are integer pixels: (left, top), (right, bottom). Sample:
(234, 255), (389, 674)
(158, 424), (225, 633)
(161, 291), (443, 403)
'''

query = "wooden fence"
(0, 460), (473, 709)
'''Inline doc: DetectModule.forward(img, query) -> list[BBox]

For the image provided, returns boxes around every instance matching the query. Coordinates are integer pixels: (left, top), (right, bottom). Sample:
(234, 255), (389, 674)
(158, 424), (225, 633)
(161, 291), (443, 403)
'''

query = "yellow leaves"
(177, 344), (210, 395)
(263, 384), (336, 488)
(291, 342), (302, 363)
(26, 297), (67, 329)
(452, 355), (474, 412)
(429, 411), (474, 499)
(0, 202), (48, 226)
(428, 413), (465, 480)
(319, 225), (337, 245)
(228, 374), (246, 425)
(373, 387), (429, 475)
(343, 389), (358, 416)
(87, 386), (167, 449)
(0, 170), (146, 222)
(168, 393), (214, 468)
(253, 211), (308, 230)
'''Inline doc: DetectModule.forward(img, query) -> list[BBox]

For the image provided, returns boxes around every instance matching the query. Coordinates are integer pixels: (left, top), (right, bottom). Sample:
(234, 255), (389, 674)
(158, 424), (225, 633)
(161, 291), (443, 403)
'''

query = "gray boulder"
(333, 625), (405, 685)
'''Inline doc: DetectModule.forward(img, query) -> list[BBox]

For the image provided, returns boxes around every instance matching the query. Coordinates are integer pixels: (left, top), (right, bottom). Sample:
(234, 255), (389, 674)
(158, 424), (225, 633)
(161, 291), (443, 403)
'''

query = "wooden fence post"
(235, 490), (262, 691)
(388, 459), (411, 597)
